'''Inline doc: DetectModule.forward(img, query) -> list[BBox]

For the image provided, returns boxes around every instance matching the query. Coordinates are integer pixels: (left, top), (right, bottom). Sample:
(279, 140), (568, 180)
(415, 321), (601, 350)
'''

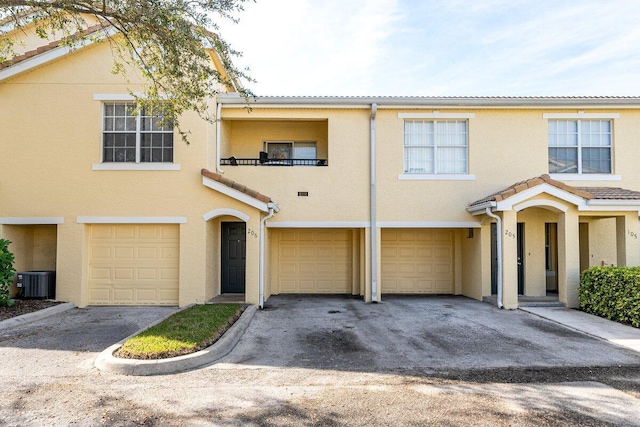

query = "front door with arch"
(221, 222), (246, 293)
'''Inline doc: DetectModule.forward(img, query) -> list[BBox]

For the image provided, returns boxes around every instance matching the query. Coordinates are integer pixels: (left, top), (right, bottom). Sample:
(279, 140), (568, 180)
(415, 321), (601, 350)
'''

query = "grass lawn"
(114, 303), (245, 360)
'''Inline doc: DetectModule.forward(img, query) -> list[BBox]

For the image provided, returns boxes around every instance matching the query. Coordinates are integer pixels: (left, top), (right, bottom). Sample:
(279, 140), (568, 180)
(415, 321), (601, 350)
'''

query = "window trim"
(92, 163), (180, 171)
(397, 173), (476, 181)
(547, 117), (614, 175)
(93, 95), (179, 170)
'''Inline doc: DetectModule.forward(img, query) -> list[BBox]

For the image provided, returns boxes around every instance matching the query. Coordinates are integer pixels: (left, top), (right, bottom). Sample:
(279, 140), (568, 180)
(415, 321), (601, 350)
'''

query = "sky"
(217, 0), (640, 97)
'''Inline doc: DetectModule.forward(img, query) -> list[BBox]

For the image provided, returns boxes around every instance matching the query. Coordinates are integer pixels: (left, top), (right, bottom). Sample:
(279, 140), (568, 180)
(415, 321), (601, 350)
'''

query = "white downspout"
(216, 102), (224, 174)
(259, 202), (279, 309)
(485, 207), (503, 309)
(370, 103), (378, 303)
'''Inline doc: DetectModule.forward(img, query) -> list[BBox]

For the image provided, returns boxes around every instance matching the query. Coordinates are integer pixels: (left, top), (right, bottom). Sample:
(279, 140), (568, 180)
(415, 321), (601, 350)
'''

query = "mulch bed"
(0, 299), (62, 322)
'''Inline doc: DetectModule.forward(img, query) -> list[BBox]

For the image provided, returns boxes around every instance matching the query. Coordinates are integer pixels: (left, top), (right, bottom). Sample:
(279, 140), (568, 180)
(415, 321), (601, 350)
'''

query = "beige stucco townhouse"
(2, 21), (640, 309)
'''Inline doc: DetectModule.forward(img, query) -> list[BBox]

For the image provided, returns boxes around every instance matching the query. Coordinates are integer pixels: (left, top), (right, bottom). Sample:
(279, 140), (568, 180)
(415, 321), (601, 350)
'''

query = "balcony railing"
(221, 157), (328, 166)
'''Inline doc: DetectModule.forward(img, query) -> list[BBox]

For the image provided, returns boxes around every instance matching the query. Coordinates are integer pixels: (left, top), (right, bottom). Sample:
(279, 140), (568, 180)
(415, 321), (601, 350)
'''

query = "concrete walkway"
(520, 306), (640, 353)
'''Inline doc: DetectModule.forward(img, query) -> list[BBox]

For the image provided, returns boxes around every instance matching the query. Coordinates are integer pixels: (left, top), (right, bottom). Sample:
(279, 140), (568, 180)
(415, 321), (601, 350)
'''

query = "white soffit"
(0, 217), (64, 225)
(76, 217), (186, 224)
(202, 177), (269, 212)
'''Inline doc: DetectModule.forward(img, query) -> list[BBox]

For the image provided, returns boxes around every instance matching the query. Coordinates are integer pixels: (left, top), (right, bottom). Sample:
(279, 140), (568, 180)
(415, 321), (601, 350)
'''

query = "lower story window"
(102, 102), (174, 163)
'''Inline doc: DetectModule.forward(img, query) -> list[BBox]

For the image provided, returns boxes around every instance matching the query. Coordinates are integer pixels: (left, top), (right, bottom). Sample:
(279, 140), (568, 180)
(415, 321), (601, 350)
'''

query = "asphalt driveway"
(2, 296), (640, 426)
(220, 295), (640, 371)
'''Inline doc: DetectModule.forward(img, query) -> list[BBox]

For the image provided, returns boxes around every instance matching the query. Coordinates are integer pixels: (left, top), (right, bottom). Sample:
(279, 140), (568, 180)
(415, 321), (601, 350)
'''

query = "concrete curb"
(95, 305), (257, 376)
(0, 302), (75, 331)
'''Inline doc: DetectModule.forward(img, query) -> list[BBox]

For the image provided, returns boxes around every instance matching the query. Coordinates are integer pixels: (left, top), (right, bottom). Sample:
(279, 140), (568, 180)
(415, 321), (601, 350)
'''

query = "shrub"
(579, 266), (640, 327)
(0, 239), (16, 307)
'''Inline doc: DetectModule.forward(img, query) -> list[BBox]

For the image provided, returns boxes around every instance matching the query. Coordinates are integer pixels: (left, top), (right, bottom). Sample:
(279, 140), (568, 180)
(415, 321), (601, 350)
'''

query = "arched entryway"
(203, 208), (250, 300)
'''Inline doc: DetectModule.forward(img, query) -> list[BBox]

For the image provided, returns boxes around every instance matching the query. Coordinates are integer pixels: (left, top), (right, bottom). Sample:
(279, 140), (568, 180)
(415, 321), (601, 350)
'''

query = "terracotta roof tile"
(201, 168), (271, 204)
(577, 187), (640, 200)
(0, 23), (105, 71)
(470, 174), (640, 207)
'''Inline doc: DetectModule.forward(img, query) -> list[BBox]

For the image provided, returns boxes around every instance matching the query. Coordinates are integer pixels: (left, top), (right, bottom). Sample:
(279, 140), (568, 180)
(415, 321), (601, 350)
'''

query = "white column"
(501, 210), (518, 309)
(558, 209), (580, 308)
(616, 213), (640, 267)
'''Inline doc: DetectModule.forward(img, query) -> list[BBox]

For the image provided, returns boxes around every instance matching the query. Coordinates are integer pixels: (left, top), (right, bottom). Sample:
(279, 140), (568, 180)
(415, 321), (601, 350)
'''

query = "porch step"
(483, 295), (565, 308)
(207, 294), (246, 304)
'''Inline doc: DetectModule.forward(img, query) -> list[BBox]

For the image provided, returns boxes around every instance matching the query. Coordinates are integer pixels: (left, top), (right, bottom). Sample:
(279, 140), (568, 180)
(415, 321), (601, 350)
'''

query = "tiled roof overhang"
(0, 23), (108, 81)
(201, 168), (273, 212)
(468, 174), (640, 214)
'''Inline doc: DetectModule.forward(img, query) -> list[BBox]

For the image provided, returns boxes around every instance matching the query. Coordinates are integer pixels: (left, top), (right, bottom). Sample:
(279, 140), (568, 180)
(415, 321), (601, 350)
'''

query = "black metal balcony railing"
(220, 157), (328, 166)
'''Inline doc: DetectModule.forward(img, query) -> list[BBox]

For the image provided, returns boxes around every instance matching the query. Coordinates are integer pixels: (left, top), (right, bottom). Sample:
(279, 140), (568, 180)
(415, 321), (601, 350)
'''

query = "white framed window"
(548, 119), (611, 174)
(102, 102), (174, 163)
(403, 120), (468, 174)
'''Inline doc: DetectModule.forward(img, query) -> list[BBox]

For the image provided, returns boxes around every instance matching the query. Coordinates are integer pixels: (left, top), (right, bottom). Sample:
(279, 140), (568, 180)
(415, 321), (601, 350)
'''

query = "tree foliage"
(0, 1), (253, 141)
(0, 239), (16, 306)
(580, 266), (640, 327)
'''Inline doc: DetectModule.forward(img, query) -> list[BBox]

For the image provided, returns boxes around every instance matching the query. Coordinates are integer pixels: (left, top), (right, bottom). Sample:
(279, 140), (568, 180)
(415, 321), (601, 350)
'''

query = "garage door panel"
(136, 289), (158, 303)
(159, 289), (179, 302)
(417, 232), (434, 242)
(91, 247), (112, 259)
(90, 288), (111, 303)
(115, 226), (136, 239)
(398, 248), (416, 258)
(137, 268), (157, 280)
(114, 268), (134, 280)
(381, 247), (397, 257)
(160, 268), (179, 280)
(276, 229), (353, 294)
(416, 247), (434, 258)
(138, 247), (158, 259)
(280, 279), (297, 293)
(382, 229), (453, 294)
(90, 267), (111, 280)
(417, 263), (433, 274)
(89, 224), (179, 305)
(160, 225), (179, 239)
(398, 263), (416, 274)
(382, 263), (397, 274)
(115, 247), (135, 259)
(113, 288), (135, 302)
(299, 247), (316, 257)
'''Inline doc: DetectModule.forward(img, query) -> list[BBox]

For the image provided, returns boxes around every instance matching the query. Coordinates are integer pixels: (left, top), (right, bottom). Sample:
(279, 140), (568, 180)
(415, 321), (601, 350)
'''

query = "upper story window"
(102, 102), (173, 163)
(548, 119), (611, 174)
(403, 120), (468, 174)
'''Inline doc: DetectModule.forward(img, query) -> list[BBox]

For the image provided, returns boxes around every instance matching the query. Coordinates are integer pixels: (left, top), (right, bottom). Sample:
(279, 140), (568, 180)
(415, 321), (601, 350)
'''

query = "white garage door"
(381, 229), (453, 294)
(88, 224), (179, 305)
(276, 229), (353, 293)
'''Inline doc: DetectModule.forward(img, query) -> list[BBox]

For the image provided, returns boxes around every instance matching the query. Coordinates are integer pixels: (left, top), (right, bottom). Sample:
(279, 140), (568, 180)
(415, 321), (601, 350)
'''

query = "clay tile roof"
(0, 23), (106, 71)
(201, 169), (271, 204)
(577, 187), (640, 200)
(470, 174), (640, 207)
(469, 174), (594, 207)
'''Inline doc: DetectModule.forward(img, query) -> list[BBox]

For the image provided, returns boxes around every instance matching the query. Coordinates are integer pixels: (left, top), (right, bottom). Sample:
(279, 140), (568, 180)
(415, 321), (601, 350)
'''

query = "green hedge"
(579, 266), (640, 327)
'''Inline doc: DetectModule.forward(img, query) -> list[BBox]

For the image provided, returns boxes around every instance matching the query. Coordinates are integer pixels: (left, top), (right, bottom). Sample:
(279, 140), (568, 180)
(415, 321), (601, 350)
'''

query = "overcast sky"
(217, 0), (640, 97)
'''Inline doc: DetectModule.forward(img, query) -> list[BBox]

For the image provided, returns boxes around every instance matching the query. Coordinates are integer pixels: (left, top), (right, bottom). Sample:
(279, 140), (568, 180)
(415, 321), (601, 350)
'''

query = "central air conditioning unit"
(16, 271), (56, 299)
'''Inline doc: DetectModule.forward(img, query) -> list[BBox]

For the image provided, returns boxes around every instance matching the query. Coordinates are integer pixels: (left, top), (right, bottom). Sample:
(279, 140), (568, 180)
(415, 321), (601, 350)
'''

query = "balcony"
(221, 156), (328, 167)
(219, 119), (329, 169)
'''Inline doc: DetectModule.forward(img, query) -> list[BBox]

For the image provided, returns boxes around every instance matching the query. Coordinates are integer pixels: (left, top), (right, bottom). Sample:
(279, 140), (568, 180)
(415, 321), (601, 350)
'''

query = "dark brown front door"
(221, 222), (246, 293)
